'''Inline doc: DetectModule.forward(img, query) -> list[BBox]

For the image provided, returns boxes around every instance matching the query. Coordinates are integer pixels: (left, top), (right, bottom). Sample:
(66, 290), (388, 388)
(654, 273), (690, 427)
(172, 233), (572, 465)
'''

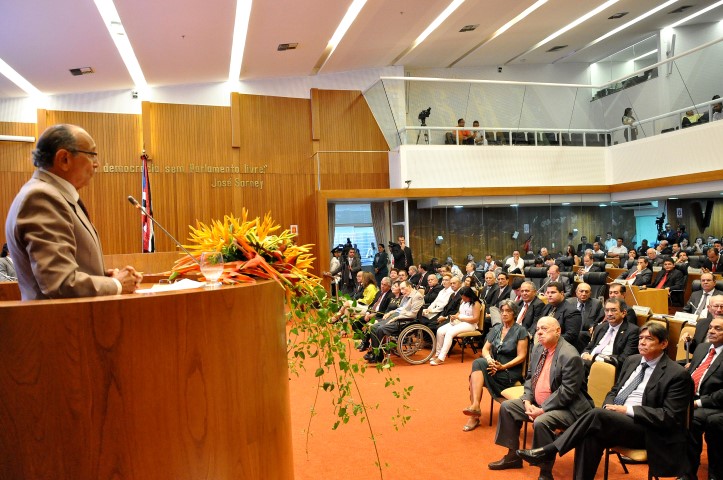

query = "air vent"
(608, 12), (628, 19)
(459, 24), (479, 32)
(69, 67), (94, 76)
(669, 5), (693, 14)
(277, 43), (298, 51)
(546, 45), (568, 52)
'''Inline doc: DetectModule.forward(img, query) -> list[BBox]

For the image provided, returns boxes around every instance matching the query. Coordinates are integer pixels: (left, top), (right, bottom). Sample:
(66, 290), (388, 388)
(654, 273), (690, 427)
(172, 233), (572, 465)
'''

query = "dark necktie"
(692, 348), (717, 393)
(531, 348), (548, 392)
(656, 272), (668, 289)
(613, 363), (649, 405)
(77, 198), (90, 221)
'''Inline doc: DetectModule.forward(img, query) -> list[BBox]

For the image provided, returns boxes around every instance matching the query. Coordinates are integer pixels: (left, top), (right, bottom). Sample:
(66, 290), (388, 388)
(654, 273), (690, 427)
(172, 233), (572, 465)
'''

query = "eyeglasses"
(71, 149), (98, 157)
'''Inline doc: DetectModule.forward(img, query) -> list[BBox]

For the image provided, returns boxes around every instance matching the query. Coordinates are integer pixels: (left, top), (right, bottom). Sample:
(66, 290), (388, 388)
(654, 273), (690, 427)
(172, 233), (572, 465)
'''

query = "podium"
(626, 285), (669, 315)
(0, 280), (294, 480)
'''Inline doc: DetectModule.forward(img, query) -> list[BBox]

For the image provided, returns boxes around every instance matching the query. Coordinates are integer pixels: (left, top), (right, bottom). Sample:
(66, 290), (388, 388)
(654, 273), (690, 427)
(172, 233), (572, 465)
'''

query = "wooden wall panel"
(666, 198), (723, 241)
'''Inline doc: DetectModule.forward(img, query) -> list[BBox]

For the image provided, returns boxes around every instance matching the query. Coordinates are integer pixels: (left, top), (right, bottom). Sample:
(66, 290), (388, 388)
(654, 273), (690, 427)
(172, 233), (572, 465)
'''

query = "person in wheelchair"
(365, 280), (424, 363)
(330, 271), (378, 323)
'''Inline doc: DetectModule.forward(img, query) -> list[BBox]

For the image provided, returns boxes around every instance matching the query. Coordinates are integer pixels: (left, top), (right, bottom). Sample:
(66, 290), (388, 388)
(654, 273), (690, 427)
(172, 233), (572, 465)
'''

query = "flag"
(141, 152), (155, 253)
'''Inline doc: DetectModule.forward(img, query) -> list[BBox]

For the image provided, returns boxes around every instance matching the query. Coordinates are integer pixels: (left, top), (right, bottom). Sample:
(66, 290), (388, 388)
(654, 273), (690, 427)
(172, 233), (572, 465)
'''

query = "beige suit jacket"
(5, 170), (118, 300)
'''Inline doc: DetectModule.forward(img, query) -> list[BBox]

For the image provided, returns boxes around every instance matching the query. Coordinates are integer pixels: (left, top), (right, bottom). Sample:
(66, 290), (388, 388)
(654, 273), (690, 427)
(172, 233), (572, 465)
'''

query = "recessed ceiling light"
(510, 203), (519, 207)
(668, 197), (678, 200)
(599, 203), (608, 207)
(561, 202), (571, 206)
(608, 12), (628, 19)
(454, 205), (463, 208)
(459, 24), (478, 32)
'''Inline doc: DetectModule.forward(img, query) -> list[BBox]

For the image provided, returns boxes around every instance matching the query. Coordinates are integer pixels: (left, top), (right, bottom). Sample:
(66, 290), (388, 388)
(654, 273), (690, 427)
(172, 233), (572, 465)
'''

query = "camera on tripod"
(418, 107), (431, 126)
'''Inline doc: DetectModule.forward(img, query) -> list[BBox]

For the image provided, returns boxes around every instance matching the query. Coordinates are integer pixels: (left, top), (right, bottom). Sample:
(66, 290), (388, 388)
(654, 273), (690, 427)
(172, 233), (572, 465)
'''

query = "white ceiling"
(1, 0), (721, 98)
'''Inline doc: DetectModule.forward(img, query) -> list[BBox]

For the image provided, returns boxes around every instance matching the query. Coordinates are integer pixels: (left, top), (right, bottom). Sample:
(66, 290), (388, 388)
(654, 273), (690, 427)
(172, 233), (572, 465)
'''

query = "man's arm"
(632, 362), (692, 429)
(560, 307), (582, 347)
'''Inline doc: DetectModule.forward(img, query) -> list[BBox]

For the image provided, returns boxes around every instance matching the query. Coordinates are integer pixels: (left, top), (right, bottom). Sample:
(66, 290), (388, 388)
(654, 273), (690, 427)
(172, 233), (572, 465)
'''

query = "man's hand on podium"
(108, 266), (143, 293)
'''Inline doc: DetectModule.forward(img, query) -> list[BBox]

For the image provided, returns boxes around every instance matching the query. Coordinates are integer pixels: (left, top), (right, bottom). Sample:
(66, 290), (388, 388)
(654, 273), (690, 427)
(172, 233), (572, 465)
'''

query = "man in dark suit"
(541, 282), (582, 350)
(607, 283), (639, 325)
(492, 272), (513, 306)
(568, 282), (604, 347)
(577, 254), (602, 275)
(683, 273), (723, 317)
(703, 247), (723, 274)
(5, 124), (141, 300)
(704, 411), (723, 480)
(681, 295), (723, 366)
(355, 277), (393, 352)
(372, 243), (388, 286)
(418, 272), (443, 306)
(683, 316), (723, 480)
(517, 321), (693, 480)
(617, 256), (653, 287)
(648, 258), (686, 291)
(488, 317), (593, 480)
(546, 265), (572, 297)
(581, 298), (639, 372)
(516, 281), (545, 332)
(577, 236), (593, 256)
(479, 271), (499, 305)
(422, 276), (462, 333)
(390, 235), (413, 273)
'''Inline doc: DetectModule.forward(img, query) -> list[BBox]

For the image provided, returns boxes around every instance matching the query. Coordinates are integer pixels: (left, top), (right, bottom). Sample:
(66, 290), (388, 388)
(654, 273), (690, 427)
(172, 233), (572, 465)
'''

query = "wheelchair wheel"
(396, 324), (435, 365)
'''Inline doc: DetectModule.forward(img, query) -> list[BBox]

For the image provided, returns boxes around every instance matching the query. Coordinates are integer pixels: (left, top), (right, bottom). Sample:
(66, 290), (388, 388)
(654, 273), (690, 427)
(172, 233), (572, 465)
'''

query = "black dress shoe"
(363, 351), (375, 361)
(357, 340), (370, 352)
(538, 474), (554, 480)
(488, 456), (523, 470)
(516, 447), (555, 466)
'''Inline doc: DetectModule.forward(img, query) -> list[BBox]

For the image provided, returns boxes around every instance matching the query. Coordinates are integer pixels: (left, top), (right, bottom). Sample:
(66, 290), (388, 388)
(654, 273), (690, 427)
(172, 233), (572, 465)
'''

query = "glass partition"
(362, 37), (723, 148)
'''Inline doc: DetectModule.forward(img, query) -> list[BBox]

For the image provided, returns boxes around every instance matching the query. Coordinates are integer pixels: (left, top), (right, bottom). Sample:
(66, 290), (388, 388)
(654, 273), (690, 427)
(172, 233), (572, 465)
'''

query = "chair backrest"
(477, 304), (486, 331)
(588, 361), (617, 407)
(524, 266), (549, 290)
(676, 324), (698, 361)
(556, 256), (574, 271)
(592, 261), (606, 271)
(583, 271), (609, 298)
(691, 280), (701, 293)
(688, 255), (705, 269)
(636, 312), (652, 327)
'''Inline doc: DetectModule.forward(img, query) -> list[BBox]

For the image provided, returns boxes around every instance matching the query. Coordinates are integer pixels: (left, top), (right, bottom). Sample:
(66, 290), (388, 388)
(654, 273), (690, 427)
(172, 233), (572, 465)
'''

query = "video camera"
(387, 240), (402, 256)
(655, 212), (666, 234)
(418, 107), (431, 126)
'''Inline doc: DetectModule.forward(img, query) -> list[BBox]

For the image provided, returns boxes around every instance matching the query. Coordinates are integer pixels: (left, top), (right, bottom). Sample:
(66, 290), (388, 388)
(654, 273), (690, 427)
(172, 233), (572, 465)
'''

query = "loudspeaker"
(435, 236), (444, 245)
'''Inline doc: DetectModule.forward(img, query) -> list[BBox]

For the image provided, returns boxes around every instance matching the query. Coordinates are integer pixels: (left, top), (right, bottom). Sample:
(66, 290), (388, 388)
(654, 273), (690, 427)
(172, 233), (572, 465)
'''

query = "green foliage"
(286, 284), (414, 479)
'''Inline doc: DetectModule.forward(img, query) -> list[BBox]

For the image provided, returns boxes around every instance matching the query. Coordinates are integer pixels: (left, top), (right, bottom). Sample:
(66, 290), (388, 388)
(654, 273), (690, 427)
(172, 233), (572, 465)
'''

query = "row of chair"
(485, 131), (612, 147)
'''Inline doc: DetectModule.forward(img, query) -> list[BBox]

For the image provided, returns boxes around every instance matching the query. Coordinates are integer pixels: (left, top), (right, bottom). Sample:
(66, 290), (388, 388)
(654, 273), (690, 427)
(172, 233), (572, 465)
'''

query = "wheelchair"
(382, 321), (436, 365)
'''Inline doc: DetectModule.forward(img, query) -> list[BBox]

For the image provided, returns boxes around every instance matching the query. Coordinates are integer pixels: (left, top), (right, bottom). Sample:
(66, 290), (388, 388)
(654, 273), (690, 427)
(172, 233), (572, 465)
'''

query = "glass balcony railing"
(363, 36), (723, 149)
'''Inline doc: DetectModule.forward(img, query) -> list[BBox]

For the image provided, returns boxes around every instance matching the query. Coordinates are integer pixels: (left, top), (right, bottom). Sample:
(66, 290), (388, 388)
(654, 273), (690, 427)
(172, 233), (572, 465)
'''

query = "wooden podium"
(626, 285), (669, 315)
(0, 280), (294, 480)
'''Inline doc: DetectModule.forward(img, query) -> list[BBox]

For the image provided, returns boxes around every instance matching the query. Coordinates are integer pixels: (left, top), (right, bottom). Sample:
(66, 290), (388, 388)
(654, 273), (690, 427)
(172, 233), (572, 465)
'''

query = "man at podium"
(5, 124), (141, 300)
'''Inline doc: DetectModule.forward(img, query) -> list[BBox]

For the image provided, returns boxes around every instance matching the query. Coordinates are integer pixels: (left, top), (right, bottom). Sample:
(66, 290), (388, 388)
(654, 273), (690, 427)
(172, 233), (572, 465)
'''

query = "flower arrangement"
(169, 210), (412, 478)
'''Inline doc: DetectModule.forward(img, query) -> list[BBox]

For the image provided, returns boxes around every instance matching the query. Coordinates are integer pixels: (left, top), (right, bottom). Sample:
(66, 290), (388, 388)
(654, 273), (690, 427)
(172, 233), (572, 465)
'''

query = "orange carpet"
(290, 338), (708, 480)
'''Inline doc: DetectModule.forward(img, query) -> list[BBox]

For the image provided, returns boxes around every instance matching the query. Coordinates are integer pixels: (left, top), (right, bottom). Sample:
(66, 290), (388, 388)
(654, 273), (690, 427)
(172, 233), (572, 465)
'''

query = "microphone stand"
(127, 196), (201, 267)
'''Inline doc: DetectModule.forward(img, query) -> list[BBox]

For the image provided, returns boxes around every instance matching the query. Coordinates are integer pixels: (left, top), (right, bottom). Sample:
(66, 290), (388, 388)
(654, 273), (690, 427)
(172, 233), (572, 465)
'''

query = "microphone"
(127, 196), (201, 266)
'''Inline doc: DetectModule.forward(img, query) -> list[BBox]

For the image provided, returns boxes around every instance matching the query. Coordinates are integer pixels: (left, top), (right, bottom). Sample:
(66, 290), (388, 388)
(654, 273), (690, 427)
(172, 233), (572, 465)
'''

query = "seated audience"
(462, 261), (480, 288)
(684, 316), (723, 480)
(407, 265), (420, 286)
(420, 274), (454, 324)
(472, 120), (486, 145)
(607, 283), (640, 325)
(580, 298), (639, 372)
(570, 282), (604, 348)
(646, 248), (665, 267)
(365, 281), (424, 363)
(461, 299), (528, 432)
(488, 317), (592, 479)
(423, 276), (463, 333)
(516, 321), (692, 480)
(607, 237), (628, 258)
(692, 237), (705, 255)
(647, 258), (685, 293)
(516, 281), (545, 332)
(545, 265), (572, 297)
(591, 242), (606, 259)
(675, 250), (690, 268)
(566, 245), (581, 267)
(493, 272), (513, 307)
(445, 118), (474, 145)
(681, 294), (723, 355)
(683, 273), (723, 318)
(618, 256), (652, 286)
(479, 271), (498, 305)
(682, 109), (703, 127)
(637, 239), (650, 256)
(418, 272), (443, 306)
(355, 277), (392, 352)
(505, 250), (525, 274)
(331, 271), (377, 322)
(622, 248), (638, 270)
(703, 247), (723, 273)
(542, 282), (582, 350)
(430, 286), (482, 365)
(577, 236), (593, 256)
(577, 254), (602, 275)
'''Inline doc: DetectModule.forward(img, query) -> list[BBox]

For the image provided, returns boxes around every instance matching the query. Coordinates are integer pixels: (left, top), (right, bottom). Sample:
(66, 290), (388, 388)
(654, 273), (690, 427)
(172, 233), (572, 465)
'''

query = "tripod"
(416, 120), (429, 144)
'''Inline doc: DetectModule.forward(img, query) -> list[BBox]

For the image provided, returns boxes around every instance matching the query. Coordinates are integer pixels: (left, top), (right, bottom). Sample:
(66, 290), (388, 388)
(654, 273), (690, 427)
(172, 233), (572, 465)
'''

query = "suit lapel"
(642, 356), (666, 404)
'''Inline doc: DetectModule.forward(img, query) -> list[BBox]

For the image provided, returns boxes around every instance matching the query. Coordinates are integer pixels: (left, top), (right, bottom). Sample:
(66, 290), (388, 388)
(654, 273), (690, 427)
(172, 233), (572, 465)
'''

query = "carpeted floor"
(289, 337), (708, 480)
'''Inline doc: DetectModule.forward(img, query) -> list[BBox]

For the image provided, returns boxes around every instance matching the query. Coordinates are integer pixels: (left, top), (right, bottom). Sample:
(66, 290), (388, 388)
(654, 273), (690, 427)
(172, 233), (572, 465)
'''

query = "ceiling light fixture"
(312, 0), (367, 74)
(449, 0), (547, 67)
(93, 0), (147, 90)
(393, 0), (465, 64)
(631, 49), (658, 62)
(553, 0), (679, 63)
(668, 0), (723, 28)
(228, 0), (253, 81)
(0, 57), (42, 96)
(506, 0), (620, 64)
